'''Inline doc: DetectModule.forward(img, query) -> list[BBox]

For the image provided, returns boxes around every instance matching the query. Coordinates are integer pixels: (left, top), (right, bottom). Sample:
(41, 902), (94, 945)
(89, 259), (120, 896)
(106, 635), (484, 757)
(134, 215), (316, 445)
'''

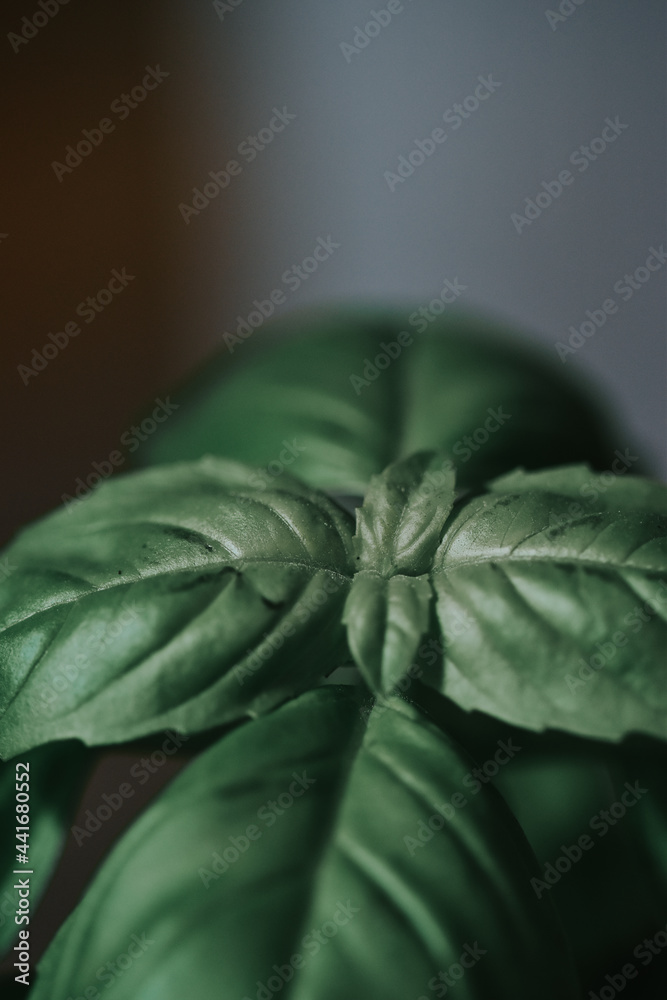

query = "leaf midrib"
(436, 553), (662, 573)
(0, 558), (353, 636)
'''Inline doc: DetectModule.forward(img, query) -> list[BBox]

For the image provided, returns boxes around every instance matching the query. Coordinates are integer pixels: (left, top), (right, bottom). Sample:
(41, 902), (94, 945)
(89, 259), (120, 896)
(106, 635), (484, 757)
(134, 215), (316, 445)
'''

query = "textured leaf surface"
(343, 453), (454, 691)
(0, 458), (354, 757)
(431, 473), (667, 740)
(489, 463), (665, 513)
(139, 307), (616, 493)
(343, 571), (433, 692)
(32, 687), (580, 1000)
(353, 452), (456, 575)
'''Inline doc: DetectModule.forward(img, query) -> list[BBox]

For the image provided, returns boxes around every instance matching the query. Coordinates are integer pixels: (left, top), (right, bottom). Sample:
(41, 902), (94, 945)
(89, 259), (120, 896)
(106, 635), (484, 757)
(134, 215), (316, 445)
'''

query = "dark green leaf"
(0, 458), (354, 757)
(138, 308), (617, 494)
(0, 742), (90, 955)
(495, 742), (667, 975)
(32, 686), (580, 1000)
(408, 681), (667, 984)
(430, 473), (667, 740)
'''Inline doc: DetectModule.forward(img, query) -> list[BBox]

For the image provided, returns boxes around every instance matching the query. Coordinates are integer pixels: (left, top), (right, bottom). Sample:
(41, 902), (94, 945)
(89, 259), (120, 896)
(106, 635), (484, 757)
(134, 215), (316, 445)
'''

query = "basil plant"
(1, 311), (665, 999)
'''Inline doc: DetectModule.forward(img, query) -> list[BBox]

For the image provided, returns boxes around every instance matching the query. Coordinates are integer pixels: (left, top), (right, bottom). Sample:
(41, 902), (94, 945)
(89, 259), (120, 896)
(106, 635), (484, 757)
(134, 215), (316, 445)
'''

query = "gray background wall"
(2, 0), (664, 547)
(184, 0), (665, 473)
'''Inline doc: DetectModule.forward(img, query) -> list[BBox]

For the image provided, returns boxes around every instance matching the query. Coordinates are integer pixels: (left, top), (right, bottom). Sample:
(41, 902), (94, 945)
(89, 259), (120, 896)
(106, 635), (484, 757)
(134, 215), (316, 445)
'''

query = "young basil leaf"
(430, 475), (667, 741)
(138, 307), (617, 494)
(32, 686), (580, 1000)
(0, 458), (354, 758)
(343, 453), (454, 692)
(0, 742), (90, 955)
(343, 571), (433, 693)
(353, 451), (456, 575)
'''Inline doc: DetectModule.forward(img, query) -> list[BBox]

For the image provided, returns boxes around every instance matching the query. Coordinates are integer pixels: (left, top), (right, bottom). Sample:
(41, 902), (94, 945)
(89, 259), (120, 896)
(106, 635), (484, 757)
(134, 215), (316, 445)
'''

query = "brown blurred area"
(1, 0), (229, 547)
(0, 5), (239, 978)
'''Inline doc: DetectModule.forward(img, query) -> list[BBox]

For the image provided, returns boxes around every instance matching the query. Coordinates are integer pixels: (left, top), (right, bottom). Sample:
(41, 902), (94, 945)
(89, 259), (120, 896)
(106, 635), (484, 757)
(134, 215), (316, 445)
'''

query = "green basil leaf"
(353, 452), (456, 575)
(139, 308), (616, 494)
(430, 475), (667, 741)
(406, 682), (667, 982)
(32, 686), (579, 1000)
(489, 462), (665, 513)
(610, 737), (667, 901)
(0, 743), (90, 955)
(0, 458), (354, 758)
(494, 743), (667, 974)
(343, 453), (454, 691)
(343, 571), (433, 692)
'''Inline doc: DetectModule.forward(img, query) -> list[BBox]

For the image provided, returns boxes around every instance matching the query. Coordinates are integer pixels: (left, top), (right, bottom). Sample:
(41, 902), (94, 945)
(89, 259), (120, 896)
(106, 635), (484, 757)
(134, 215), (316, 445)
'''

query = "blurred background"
(0, 2), (665, 992)
(1, 0), (665, 547)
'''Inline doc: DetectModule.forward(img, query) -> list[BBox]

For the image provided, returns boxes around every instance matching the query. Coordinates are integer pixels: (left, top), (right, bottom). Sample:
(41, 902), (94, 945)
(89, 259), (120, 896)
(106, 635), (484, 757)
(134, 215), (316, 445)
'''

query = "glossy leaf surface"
(0, 458), (354, 757)
(430, 471), (667, 740)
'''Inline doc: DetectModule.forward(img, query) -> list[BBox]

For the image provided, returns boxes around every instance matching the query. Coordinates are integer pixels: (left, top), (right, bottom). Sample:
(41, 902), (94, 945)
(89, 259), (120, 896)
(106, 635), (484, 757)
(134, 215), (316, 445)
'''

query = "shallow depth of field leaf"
(0, 742), (90, 955)
(32, 686), (580, 1000)
(406, 681), (667, 983)
(0, 458), (355, 757)
(138, 308), (616, 494)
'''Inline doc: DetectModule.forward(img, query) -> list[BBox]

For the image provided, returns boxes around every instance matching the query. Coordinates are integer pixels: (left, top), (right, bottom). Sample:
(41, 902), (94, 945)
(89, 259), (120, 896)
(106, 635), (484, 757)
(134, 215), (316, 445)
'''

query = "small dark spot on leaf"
(118, 570), (122, 575)
(205, 544), (213, 552)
